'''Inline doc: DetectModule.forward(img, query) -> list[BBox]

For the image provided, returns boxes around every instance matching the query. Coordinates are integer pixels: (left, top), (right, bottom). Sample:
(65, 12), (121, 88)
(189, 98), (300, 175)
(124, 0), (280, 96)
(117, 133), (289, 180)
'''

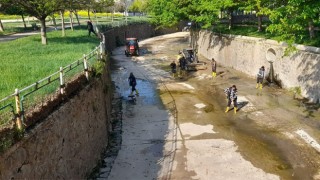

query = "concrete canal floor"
(94, 32), (320, 180)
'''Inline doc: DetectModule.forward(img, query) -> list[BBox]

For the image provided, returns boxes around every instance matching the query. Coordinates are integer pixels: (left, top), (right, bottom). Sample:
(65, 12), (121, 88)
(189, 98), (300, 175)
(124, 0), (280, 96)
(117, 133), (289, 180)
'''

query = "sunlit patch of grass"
(212, 24), (320, 47)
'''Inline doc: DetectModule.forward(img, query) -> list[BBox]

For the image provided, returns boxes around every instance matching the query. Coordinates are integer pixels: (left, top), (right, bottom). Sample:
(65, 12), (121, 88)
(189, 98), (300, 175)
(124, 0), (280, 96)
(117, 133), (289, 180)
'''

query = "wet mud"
(150, 35), (320, 179)
(161, 81), (319, 179)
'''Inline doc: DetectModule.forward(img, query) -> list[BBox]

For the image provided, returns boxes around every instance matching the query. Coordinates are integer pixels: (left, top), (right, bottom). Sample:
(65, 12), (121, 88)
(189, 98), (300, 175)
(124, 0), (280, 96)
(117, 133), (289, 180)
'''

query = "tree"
(0, 2), (28, 29)
(217, 0), (243, 29)
(146, 0), (178, 27)
(117, 0), (133, 24)
(242, 0), (273, 32)
(60, 10), (66, 37)
(4, 0), (64, 45)
(267, 0), (320, 43)
(146, 0), (220, 29)
(188, 0), (220, 28)
(0, 3), (5, 32)
(0, 19), (3, 32)
(129, 0), (147, 15)
(129, 0), (141, 15)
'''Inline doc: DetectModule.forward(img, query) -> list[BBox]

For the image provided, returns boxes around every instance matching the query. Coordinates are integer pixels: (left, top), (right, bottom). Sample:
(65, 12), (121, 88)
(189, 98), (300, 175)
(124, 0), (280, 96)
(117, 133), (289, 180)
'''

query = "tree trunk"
(74, 10), (80, 26)
(112, 7), (115, 22)
(308, 21), (315, 39)
(228, 10), (233, 30)
(257, 15), (262, 32)
(21, 14), (27, 29)
(125, 7), (128, 25)
(88, 9), (91, 20)
(40, 18), (47, 45)
(60, 11), (66, 37)
(69, 11), (74, 31)
(52, 14), (57, 30)
(94, 12), (98, 24)
(0, 19), (4, 32)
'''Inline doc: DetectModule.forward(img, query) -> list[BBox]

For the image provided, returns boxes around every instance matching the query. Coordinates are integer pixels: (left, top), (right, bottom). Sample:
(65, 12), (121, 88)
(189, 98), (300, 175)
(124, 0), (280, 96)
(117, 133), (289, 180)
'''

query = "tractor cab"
(125, 38), (139, 57)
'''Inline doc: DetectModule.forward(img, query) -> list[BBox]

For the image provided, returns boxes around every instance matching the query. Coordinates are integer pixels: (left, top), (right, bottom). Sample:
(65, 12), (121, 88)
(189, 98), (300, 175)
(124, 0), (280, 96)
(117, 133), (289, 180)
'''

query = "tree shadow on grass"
(46, 35), (100, 45)
(30, 25), (100, 45)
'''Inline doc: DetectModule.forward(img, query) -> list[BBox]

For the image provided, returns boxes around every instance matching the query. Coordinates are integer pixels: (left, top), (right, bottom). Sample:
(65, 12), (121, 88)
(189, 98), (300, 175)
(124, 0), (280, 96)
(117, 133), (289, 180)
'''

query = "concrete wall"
(103, 23), (185, 52)
(196, 30), (320, 102)
(103, 23), (155, 52)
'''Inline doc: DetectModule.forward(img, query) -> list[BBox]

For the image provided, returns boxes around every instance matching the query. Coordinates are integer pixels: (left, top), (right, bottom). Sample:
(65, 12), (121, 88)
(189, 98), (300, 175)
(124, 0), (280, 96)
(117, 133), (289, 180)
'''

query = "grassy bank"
(212, 24), (320, 47)
(0, 26), (100, 99)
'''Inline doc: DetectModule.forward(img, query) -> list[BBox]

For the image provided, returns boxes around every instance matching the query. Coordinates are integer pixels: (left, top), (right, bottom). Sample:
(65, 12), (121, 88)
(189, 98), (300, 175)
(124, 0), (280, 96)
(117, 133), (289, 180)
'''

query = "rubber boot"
(259, 84), (263, 90)
(256, 83), (259, 89)
(234, 107), (237, 114)
(225, 107), (229, 113)
(212, 72), (217, 77)
(135, 89), (139, 95)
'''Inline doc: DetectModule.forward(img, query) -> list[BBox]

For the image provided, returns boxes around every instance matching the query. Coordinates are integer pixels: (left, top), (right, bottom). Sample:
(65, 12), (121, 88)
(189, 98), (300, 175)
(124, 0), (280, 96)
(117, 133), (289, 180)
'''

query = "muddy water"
(160, 82), (316, 180)
(145, 35), (320, 179)
(106, 32), (320, 179)
(110, 59), (163, 106)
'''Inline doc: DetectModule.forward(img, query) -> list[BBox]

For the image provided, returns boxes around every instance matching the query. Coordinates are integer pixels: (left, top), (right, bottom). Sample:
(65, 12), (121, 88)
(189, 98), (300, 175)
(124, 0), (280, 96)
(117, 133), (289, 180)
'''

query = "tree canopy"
(1, 0), (320, 47)
(146, 0), (320, 47)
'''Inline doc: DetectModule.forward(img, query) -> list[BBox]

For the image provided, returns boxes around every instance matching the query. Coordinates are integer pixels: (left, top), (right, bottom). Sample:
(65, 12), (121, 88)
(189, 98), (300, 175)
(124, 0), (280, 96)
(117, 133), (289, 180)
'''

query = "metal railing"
(0, 42), (105, 130)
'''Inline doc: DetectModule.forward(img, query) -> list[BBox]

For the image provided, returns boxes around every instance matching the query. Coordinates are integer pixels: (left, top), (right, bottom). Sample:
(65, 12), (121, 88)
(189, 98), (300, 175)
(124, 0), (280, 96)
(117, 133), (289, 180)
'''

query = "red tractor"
(125, 38), (140, 57)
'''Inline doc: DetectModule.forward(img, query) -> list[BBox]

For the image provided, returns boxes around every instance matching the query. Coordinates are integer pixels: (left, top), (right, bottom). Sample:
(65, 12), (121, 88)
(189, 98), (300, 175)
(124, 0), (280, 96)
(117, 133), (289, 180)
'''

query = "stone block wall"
(0, 63), (112, 178)
(197, 30), (320, 102)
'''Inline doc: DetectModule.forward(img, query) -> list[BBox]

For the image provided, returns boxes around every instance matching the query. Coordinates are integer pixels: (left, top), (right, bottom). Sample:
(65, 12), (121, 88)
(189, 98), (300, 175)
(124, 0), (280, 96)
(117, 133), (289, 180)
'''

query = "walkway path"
(0, 25), (77, 43)
(0, 31), (40, 42)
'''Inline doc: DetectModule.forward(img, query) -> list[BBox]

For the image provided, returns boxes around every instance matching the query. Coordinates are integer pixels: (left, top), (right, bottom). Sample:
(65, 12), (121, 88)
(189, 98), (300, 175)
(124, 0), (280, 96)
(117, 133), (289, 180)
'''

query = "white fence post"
(14, 88), (23, 130)
(83, 54), (89, 80)
(59, 67), (65, 94)
(96, 49), (100, 60)
(100, 42), (104, 59)
(101, 34), (105, 45)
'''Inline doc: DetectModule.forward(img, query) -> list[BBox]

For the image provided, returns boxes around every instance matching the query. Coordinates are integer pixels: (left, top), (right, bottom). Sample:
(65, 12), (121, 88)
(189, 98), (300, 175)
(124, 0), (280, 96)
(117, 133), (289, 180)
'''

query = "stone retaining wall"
(196, 30), (320, 102)
(0, 58), (112, 179)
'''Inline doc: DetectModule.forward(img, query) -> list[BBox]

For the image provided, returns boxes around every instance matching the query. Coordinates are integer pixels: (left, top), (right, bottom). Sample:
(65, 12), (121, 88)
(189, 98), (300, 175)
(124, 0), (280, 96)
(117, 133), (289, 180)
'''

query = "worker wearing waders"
(177, 51), (186, 77)
(256, 66), (265, 90)
(211, 58), (217, 78)
(170, 61), (177, 78)
(128, 72), (139, 95)
(224, 85), (238, 114)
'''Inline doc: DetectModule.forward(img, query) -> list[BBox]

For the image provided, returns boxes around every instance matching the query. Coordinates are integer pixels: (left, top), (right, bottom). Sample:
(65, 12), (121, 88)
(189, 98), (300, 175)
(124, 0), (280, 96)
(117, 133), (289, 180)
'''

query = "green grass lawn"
(212, 24), (320, 47)
(0, 26), (100, 99)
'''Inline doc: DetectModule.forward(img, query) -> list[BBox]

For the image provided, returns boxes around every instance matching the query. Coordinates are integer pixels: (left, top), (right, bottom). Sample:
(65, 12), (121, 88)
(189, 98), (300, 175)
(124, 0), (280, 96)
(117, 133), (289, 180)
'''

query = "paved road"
(0, 25), (77, 43)
(0, 31), (40, 43)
